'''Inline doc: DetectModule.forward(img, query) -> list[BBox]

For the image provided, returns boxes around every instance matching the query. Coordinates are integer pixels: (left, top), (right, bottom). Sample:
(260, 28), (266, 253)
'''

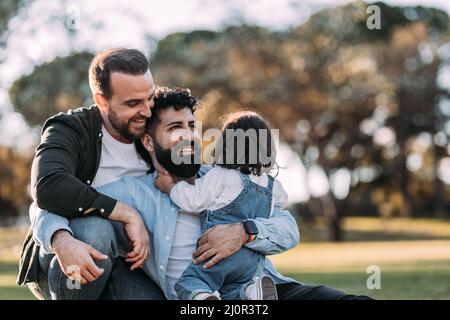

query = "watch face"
(244, 220), (258, 235)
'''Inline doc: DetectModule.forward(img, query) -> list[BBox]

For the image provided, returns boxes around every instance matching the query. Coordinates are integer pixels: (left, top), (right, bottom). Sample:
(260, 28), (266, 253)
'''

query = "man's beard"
(153, 139), (201, 179)
(108, 106), (146, 141)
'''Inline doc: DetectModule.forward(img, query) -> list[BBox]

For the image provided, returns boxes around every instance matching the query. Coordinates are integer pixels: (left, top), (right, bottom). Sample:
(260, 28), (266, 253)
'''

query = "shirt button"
(98, 132), (102, 137)
(160, 265), (164, 270)
(86, 180), (91, 185)
(78, 207), (83, 212)
(165, 235), (170, 240)
(100, 208), (105, 213)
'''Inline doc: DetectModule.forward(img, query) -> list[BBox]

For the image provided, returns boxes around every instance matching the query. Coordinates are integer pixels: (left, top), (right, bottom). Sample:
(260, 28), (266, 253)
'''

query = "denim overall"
(175, 171), (275, 300)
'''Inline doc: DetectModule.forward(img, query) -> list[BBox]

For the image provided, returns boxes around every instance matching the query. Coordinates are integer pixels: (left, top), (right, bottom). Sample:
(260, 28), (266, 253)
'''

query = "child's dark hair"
(214, 111), (277, 176)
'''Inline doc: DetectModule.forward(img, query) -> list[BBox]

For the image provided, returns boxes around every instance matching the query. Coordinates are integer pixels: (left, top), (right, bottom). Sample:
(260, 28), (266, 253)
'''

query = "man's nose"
(149, 98), (155, 110)
(140, 100), (153, 118)
(177, 128), (194, 143)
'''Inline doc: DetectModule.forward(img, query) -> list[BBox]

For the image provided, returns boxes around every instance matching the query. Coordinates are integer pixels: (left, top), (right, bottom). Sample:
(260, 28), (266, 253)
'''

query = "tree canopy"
(5, 1), (450, 239)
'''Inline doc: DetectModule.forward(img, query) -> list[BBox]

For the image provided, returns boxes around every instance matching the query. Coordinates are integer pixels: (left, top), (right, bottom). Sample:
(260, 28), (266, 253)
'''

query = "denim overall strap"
(267, 175), (274, 193)
(239, 171), (252, 187)
(239, 171), (251, 180)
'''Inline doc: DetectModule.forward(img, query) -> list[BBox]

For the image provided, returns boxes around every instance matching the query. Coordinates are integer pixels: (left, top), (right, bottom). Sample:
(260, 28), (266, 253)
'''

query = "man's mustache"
(129, 115), (147, 122)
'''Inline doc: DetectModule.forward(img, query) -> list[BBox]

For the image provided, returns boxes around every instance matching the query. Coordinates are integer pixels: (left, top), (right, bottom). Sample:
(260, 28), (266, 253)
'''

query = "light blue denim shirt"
(32, 166), (300, 299)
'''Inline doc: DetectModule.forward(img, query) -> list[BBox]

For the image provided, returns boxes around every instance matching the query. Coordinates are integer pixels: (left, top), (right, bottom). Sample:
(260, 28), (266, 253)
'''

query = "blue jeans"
(175, 247), (262, 300)
(29, 216), (165, 300)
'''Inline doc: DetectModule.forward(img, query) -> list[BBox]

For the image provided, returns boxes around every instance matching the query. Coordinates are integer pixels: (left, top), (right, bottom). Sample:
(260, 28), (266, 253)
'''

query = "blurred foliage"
(5, 1), (450, 240)
(0, 0), (32, 224)
(0, 0), (26, 46)
(150, 1), (450, 240)
(0, 147), (31, 223)
(9, 52), (94, 126)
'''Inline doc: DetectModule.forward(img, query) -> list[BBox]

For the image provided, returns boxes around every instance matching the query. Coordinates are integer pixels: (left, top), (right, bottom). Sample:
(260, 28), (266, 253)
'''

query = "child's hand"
(154, 170), (175, 194)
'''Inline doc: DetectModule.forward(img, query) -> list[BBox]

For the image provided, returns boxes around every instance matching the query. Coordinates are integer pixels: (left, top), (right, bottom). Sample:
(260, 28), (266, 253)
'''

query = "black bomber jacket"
(17, 104), (151, 285)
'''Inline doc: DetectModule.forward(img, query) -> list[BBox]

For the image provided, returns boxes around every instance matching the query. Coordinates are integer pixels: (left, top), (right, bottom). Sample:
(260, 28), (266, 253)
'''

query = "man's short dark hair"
(88, 48), (149, 99)
(145, 86), (198, 136)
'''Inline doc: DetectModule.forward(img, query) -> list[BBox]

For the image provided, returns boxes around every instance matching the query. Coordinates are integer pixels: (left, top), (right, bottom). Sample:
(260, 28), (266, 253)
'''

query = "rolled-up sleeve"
(30, 203), (73, 254)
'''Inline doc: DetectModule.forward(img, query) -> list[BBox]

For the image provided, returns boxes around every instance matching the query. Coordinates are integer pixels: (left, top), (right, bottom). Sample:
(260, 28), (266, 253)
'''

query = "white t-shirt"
(166, 211), (202, 299)
(91, 126), (149, 188)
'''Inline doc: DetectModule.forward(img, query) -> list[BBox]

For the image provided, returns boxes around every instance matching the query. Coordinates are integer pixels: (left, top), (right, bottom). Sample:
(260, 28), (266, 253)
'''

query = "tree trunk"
(320, 193), (342, 242)
(433, 146), (447, 217)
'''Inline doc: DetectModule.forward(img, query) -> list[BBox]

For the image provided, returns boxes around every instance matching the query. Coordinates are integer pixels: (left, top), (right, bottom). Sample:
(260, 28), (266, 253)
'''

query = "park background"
(1, 0), (450, 299)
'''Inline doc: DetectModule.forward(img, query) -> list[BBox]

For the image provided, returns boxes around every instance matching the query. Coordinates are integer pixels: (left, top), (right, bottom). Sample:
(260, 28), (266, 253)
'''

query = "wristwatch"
(242, 219), (258, 243)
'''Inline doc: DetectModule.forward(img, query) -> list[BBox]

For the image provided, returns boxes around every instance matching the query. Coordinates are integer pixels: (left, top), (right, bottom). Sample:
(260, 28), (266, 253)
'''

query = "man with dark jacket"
(18, 48), (158, 299)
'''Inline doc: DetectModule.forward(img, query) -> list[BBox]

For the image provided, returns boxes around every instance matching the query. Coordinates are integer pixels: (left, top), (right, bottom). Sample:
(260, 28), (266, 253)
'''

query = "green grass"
(1, 218), (450, 300)
(283, 260), (450, 300)
(2, 259), (449, 300)
(0, 261), (34, 300)
(0, 226), (35, 300)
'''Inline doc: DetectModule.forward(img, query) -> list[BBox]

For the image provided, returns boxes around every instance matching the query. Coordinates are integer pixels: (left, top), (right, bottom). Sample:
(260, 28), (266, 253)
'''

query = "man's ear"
(93, 92), (108, 110)
(141, 132), (155, 153)
(141, 132), (169, 176)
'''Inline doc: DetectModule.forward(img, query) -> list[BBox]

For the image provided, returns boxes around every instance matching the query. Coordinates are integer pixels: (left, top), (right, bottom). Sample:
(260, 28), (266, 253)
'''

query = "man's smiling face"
(106, 70), (156, 141)
(89, 48), (156, 143)
(144, 105), (202, 178)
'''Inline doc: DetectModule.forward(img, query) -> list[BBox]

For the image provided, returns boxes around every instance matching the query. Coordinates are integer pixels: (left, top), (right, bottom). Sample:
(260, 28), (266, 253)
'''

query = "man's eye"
(128, 102), (138, 107)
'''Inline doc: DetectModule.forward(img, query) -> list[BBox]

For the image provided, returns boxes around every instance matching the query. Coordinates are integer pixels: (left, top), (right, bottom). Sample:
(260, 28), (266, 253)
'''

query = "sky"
(0, 0), (449, 202)
(2, 0), (450, 150)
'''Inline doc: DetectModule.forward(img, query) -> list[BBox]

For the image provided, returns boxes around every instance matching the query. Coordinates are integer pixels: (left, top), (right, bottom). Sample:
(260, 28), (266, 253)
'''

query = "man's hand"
(52, 230), (108, 284)
(193, 223), (249, 269)
(154, 170), (175, 194)
(109, 202), (150, 270)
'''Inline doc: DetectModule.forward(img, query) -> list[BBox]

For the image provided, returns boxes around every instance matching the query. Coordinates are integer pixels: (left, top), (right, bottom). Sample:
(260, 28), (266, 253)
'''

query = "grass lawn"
(0, 261), (34, 300)
(1, 218), (450, 300)
(284, 260), (450, 300)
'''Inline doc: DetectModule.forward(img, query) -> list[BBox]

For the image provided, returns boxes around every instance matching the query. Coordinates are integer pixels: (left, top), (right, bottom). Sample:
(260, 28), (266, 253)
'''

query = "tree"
(9, 52), (93, 126)
(0, 0), (27, 49)
(0, 146), (32, 222)
(150, 2), (450, 240)
(8, 1), (450, 240)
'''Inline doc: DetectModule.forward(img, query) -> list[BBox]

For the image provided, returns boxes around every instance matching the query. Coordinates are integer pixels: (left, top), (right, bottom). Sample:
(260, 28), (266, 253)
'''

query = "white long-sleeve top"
(169, 166), (288, 215)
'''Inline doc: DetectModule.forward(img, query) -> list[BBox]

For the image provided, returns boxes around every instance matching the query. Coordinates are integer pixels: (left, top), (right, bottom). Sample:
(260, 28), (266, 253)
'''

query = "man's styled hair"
(145, 86), (198, 136)
(88, 48), (149, 99)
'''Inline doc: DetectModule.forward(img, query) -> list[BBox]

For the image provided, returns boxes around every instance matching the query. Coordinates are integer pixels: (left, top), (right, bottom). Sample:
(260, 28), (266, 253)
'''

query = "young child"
(154, 111), (288, 300)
